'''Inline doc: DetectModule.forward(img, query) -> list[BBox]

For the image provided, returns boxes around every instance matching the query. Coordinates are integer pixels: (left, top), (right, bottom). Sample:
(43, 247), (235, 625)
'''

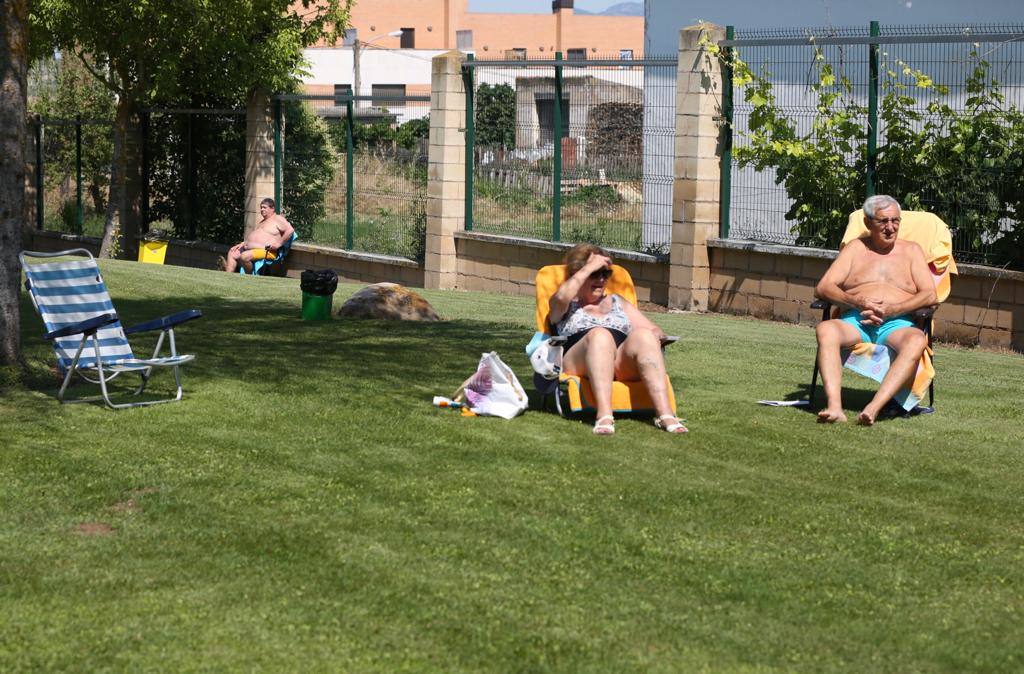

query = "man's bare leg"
(815, 319), (863, 423)
(857, 327), (928, 426)
(224, 244), (243, 273)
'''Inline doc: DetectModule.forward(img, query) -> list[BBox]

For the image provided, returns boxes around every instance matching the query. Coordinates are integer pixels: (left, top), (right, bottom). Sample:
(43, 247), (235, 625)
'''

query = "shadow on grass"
(780, 382), (919, 423)
(19, 292), (535, 407)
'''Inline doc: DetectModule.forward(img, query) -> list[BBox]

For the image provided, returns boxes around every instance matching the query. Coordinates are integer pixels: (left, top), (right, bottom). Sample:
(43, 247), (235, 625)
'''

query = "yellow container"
(138, 240), (168, 264)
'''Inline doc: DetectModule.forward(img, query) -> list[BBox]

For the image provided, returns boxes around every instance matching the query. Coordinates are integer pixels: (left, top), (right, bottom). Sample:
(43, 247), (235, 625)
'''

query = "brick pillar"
(245, 90), (276, 235)
(424, 51), (466, 290)
(669, 24), (725, 311)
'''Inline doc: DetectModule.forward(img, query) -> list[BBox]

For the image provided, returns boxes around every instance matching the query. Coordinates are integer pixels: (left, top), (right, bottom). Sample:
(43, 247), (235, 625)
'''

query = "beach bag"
(457, 352), (528, 419)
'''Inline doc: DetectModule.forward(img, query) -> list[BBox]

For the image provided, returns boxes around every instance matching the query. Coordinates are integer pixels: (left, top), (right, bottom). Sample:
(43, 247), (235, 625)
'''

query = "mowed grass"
(2, 258), (1023, 672)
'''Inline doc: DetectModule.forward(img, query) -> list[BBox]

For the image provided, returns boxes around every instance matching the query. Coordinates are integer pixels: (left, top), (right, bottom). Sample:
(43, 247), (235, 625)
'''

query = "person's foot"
(654, 414), (688, 433)
(593, 415), (615, 435)
(817, 408), (848, 423)
(856, 410), (877, 426)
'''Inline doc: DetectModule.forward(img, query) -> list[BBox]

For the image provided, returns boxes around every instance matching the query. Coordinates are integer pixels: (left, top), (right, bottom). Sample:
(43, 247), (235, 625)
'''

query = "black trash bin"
(299, 269), (338, 320)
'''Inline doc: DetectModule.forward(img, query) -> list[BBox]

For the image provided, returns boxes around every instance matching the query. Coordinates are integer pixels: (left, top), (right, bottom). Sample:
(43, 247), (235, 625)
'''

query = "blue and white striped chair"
(20, 249), (202, 409)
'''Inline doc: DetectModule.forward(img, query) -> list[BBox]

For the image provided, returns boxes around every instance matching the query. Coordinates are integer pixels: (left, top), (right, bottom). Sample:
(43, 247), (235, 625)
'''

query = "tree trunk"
(99, 95), (142, 260)
(0, 0), (29, 371)
(99, 100), (125, 258)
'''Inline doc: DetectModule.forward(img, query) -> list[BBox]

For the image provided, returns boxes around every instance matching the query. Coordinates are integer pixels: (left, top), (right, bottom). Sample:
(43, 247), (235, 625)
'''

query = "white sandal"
(593, 415), (615, 435)
(654, 415), (688, 434)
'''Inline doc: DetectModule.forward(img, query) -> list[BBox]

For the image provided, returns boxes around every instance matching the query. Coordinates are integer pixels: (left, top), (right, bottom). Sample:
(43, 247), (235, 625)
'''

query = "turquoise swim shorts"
(840, 309), (916, 346)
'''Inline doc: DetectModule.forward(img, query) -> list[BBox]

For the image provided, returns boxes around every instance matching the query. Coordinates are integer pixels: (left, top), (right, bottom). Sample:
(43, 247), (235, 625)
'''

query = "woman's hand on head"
(584, 253), (612, 273)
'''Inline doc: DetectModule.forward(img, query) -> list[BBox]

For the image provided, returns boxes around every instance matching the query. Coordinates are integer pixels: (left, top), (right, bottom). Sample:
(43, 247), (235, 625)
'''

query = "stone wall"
(455, 231), (667, 304)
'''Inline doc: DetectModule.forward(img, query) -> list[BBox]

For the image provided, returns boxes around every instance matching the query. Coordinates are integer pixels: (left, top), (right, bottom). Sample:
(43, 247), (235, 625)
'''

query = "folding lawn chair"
(20, 249), (202, 409)
(808, 210), (958, 412)
(239, 231), (297, 276)
(527, 263), (678, 416)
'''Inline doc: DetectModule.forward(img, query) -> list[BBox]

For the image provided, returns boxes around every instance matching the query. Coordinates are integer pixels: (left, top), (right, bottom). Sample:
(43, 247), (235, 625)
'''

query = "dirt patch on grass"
(128, 487), (160, 498)
(73, 522), (114, 536)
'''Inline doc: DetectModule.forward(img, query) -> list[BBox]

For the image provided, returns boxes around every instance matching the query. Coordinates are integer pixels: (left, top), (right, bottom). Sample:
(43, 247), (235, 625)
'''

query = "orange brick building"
(315, 0), (644, 59)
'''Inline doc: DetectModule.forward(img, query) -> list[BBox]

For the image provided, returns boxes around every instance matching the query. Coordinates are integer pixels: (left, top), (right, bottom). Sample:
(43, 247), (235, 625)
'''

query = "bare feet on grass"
(856, 410), (877, 426)
(817, 408), (848, 423)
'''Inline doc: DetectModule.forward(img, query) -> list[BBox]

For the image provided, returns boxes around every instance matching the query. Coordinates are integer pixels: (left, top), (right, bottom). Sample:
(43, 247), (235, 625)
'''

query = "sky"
(468, 0), (1024, 26)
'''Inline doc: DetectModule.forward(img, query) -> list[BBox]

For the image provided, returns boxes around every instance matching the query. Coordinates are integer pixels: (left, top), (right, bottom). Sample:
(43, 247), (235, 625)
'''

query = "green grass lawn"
(3, 258), (1023, 671)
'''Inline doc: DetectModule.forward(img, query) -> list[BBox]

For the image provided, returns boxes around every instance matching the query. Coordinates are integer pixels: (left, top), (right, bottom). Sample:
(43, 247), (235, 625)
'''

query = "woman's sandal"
(654, 415), (688, 434)
(593, 415), (615, 435)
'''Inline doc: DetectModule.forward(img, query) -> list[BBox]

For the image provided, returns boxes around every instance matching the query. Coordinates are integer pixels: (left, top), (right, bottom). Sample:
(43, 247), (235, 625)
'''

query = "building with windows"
(300, 0), (643, 104)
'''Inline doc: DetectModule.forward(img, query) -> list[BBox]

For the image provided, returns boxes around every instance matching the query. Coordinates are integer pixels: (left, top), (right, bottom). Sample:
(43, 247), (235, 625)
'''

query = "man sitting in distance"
(813, 195), (937, 425)
(222, 198), (294, 273)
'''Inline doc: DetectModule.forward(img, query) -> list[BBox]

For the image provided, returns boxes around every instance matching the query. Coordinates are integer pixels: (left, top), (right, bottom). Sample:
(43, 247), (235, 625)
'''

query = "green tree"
(30, 0), (352, 258)
(475, 83), (515, 147)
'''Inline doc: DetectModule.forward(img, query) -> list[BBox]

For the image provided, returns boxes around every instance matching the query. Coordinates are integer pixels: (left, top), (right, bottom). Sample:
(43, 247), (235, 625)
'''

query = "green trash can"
(301, 292), (333, 320)
(300, 269), (338, 320)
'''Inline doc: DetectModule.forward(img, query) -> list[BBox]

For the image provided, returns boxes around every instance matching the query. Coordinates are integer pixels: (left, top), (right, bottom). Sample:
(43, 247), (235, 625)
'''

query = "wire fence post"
(35, 115), (44, 230)
(553, 52), (563, 242)
(273, 97), (283, 212)
(345, 98), (354, 250)
(463, 54), (475, 232)
(75, 115), (83, 235)
(719, 26), (735, 239)
(866, 20), (880, 198)
(186, 112), (196, 239)
(141, 112), (150, 232)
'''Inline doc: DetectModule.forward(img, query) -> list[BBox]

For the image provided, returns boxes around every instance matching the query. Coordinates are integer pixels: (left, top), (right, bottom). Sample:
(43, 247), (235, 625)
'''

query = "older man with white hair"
(813, 195), (938, 425)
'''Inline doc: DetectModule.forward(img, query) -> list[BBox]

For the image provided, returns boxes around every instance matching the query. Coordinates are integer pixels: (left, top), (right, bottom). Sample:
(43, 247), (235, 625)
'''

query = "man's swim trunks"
(840, 309), (915, 346)
(248, 247), (277, 261)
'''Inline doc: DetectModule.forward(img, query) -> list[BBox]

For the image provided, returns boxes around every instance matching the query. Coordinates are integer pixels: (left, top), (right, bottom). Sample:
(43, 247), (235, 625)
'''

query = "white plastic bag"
(459, 352), (528, 419)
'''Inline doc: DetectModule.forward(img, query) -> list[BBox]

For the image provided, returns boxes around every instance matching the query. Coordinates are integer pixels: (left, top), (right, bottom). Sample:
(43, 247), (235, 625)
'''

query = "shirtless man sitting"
(223, 198), (295, 273)
(814, 195), (938, 425)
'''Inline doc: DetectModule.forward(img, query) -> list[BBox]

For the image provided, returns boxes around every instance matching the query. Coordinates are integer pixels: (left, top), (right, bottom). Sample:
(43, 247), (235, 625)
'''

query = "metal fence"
(465, 53), (677, 255)
(145, 108), (247, 244)
(721, 23), (1024, 268)
(29, 110), (248, 246)
(30, 115), (114, 238)
(277, 93), (430, 260)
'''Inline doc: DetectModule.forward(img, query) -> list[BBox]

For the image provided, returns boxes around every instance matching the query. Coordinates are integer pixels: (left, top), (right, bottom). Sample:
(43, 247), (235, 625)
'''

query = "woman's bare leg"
(561, 328), (617, 423)
(614, 327), (676, 420)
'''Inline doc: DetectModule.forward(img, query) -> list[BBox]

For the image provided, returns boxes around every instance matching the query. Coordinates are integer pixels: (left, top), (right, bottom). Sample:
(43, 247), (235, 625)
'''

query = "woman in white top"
(549, 244), (686, 435)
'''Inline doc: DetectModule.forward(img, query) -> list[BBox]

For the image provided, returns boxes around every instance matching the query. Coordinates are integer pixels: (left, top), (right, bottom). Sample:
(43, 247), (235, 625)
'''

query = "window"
(619, 49), (633, 60)
(372, 84), (406, 108)
(509, 48), (527, 60)
(535, 94), (570, 145)
(456, 30), (473, 50)
(343, 28), (358, 46)
(400, 28), (415, 48)
(333, 83), (352, 106)
(567, 48), (587, 61)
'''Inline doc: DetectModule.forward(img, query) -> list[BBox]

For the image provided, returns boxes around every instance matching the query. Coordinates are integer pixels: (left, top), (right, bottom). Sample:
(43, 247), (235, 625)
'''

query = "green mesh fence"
(468, 54), (677, 255)
(281, 94), (430, 261)
(724, 23), (1024, 268)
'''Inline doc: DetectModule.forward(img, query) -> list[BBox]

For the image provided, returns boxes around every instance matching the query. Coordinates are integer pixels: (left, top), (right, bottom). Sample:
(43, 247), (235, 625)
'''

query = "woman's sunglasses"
(589, 269), (612, 281)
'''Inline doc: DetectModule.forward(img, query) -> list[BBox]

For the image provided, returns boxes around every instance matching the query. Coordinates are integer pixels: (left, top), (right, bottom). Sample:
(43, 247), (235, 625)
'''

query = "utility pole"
(353, 38), (361, 109)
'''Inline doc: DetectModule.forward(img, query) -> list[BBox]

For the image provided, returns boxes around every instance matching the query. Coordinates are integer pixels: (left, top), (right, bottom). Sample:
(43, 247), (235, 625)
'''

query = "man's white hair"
(863, 194), (901, 219)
